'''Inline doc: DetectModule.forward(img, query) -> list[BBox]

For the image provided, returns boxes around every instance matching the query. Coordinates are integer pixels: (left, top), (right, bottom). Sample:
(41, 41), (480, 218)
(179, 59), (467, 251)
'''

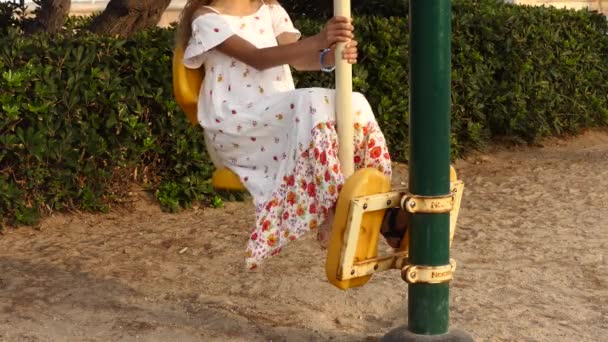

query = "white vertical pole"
(334, 0), (354, 178)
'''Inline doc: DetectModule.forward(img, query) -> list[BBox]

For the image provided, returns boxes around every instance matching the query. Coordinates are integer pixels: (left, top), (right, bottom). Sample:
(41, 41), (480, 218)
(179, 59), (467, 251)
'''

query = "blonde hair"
(176, 0), (280, 49)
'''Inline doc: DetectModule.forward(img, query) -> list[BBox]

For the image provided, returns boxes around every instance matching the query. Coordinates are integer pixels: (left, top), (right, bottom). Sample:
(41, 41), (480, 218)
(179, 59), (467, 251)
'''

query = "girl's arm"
(278, 34), (359, 71)
(214, 17), (354, 71)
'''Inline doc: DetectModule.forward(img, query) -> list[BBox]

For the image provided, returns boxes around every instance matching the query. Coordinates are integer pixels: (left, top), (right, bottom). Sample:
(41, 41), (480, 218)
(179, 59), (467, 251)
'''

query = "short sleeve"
(183, 14), (236, 68)
(267, 4), (301, 39)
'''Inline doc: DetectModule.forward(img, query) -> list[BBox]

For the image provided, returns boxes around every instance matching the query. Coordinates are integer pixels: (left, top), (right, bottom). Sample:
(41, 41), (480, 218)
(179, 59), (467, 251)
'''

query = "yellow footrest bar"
(325, 168), (391, 290)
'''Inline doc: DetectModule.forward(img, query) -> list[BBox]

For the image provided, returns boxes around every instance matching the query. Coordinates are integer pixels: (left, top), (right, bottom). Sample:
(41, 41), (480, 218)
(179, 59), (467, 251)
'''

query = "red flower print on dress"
(262, 220), (271, 231)
(285, 175), (295, 186)
(265, 199), (276, 211)
(214, 28), (219, 32)
(286, 192), (296, 205)
(307, 183), (316, 197)
(329, 184), (336, 195)
(309, 219), (318, 230)
(267, 234), (277, 247)
(370, 146), (382, 159)
(320, 151), (327, 165)
(309, 203), (317, 214)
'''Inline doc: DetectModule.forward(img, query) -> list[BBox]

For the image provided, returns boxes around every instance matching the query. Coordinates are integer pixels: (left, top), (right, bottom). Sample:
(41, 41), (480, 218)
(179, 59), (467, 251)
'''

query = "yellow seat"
(172, 44), (246, 192)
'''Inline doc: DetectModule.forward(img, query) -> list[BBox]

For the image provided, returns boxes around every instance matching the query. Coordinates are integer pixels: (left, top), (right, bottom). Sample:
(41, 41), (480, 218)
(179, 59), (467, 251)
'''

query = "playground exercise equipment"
(325, 165), (463, 289)
(324, 0), (466, 295)
(173, 0), (473, 340)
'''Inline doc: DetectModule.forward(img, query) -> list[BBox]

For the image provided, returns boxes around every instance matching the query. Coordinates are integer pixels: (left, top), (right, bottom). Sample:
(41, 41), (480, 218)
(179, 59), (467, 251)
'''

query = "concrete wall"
(65, 0), (184, 27)
(514, 0), (608, 15)
(55, 0), (608, 26)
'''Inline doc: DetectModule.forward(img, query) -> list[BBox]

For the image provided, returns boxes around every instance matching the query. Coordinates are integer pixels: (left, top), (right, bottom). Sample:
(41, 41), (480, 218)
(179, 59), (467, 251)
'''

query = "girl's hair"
(176, 0), (279, 49)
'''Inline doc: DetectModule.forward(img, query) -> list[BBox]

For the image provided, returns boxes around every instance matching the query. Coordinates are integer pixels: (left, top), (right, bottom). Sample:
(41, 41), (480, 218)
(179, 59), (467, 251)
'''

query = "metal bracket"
(401, 193), (454, 214)
(402, 259), (457, 284)
(336, 180), (464, 281)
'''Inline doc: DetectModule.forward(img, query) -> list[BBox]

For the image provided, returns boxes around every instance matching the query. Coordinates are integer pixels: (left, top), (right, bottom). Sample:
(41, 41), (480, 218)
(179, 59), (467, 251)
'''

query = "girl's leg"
(315, 92), (392, 248)
(316, 207), (335, 249)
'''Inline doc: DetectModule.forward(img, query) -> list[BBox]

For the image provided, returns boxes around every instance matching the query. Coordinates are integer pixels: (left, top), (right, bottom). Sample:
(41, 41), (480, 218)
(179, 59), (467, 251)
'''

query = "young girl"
(176, 0), (393, 270)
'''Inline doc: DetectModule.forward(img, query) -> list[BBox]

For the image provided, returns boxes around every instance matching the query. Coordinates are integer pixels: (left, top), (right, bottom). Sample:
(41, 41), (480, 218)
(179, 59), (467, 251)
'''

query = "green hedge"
(280, 0), (408, 19)
(1, 0), (607, 227)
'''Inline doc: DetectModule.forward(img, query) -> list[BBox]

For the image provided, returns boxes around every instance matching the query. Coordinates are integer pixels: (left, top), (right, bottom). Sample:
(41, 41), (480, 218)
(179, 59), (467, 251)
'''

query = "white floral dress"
(183, 2), (392, 269)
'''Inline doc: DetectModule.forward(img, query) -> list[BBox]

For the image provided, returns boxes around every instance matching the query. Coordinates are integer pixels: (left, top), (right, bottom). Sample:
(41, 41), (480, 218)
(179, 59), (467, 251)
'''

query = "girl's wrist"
(312, 33), (326, 51)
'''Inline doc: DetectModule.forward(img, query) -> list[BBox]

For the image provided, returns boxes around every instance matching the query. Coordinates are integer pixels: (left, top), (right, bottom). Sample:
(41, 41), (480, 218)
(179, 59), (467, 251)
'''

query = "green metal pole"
(408, 0), (452, 335)
(383, 1), (473, 340)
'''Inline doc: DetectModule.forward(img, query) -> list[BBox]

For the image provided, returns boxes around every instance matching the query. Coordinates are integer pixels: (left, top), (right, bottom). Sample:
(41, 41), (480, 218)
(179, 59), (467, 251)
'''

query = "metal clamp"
(401, 193), (454, 214)
(401, 259), (457, 284)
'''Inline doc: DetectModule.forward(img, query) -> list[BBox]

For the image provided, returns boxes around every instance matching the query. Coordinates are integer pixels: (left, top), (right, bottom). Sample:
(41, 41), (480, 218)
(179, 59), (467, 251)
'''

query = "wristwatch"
(319, 48), (336, 73)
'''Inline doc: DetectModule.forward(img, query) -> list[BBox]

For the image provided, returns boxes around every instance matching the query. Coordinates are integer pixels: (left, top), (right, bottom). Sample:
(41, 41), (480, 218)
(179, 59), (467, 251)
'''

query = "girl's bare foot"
(316, 208), (335, 249)
(380, 208), (409, 249)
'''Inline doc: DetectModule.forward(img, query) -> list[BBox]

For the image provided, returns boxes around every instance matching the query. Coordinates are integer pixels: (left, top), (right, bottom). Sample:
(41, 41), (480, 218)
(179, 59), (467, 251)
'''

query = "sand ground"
(1, 130), (607, 342)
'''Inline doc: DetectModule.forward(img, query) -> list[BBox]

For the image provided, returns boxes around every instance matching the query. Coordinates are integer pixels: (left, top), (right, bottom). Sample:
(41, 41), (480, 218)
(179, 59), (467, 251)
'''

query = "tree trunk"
(27, 0), (71, 34)
(88, 0), (172, 38)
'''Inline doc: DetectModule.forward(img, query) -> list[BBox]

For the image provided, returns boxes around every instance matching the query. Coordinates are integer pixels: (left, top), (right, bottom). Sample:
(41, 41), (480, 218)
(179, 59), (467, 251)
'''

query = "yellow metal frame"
(338, 191), (408, 280)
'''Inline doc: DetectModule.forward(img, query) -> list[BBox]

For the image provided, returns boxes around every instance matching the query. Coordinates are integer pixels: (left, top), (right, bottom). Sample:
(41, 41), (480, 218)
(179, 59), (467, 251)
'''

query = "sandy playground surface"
(0, 129), (607, 342)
